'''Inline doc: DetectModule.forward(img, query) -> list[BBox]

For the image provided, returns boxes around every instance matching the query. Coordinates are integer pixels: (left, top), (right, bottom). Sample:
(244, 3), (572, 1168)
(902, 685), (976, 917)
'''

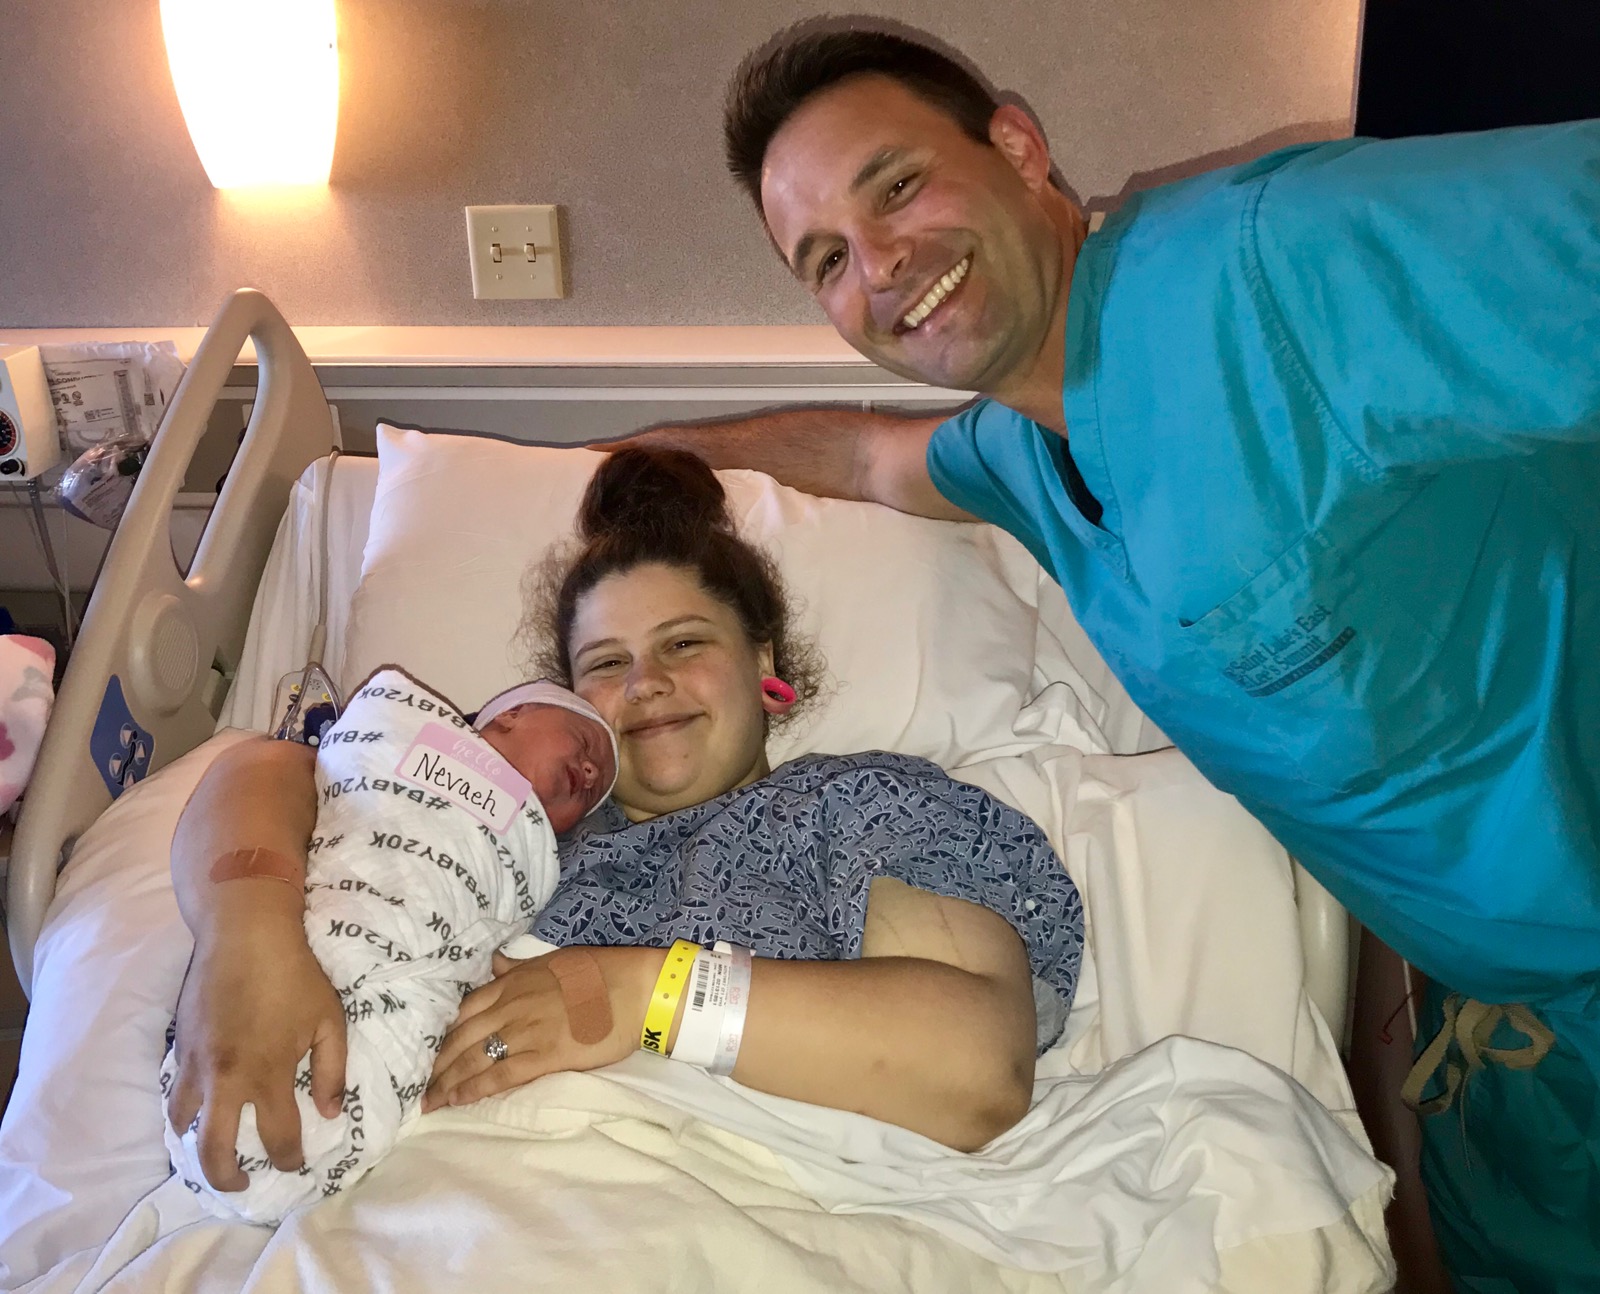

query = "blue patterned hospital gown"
(533, 751), (1085, 1049)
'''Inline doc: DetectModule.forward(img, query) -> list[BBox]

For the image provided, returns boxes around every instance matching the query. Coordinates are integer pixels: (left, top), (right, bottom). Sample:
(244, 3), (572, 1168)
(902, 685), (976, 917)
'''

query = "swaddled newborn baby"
(161, 668), (617, 1223)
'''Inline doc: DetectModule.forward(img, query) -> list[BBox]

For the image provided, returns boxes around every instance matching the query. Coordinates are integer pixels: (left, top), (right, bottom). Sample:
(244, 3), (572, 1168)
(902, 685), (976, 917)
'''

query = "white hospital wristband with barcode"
(709, 942), (752, 1076)
(670, 941), (752, 1076)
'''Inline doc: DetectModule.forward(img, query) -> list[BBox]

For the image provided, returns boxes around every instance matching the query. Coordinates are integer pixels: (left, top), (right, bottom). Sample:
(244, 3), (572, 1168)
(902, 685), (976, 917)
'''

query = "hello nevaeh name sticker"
(396, 721), (531, 835)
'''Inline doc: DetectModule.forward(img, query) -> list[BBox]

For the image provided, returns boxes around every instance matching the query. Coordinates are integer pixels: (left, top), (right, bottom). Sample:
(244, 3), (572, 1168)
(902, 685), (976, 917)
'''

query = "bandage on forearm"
(548, 947), (613, 1044)
(208, 846), (304, 889)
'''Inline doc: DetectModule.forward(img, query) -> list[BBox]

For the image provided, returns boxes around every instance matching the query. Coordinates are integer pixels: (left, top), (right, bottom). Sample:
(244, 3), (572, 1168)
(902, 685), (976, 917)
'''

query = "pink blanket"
(0, 635), (55, 814)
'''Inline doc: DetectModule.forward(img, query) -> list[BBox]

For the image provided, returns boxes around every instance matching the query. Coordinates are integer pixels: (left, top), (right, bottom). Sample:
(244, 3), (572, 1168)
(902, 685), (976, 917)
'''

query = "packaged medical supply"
(39, 341), (185, 454)
(55, 434), (151, 529)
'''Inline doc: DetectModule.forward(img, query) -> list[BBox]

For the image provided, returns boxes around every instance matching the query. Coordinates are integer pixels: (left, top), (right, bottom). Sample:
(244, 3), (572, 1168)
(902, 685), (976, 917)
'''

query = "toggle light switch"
(465, 204), (565, 299)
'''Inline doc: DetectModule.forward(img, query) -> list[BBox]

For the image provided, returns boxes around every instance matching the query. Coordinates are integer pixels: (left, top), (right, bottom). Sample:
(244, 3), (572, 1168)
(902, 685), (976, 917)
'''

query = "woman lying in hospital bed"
(168, 446), (1089, 1205)
(0, 416), (1395, 1293)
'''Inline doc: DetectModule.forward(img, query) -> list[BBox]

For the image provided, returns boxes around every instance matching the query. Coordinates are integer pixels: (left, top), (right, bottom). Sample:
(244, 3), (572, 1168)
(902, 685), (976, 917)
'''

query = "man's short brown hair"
(724, 27), (1001, 212)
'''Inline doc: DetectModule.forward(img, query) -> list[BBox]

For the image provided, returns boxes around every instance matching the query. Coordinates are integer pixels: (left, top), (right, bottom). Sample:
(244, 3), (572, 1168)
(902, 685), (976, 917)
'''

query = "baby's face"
(480, 704), (616, 834)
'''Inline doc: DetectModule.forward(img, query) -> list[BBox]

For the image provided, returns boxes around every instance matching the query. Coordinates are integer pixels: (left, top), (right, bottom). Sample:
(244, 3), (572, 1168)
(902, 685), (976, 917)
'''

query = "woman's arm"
(165, 736), (348, 1191)
(737, 878), (1036, 1148)
(427, 880), (1036, 1152)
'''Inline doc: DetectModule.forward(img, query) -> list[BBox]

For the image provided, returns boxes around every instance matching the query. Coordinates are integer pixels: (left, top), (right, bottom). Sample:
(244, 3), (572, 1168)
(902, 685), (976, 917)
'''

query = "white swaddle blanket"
(160, 668), (559, 1223)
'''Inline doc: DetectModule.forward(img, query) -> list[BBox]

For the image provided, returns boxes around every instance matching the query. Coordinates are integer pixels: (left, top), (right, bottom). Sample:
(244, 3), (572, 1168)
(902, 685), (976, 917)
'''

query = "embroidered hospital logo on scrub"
(1222, 604), (1356, 697)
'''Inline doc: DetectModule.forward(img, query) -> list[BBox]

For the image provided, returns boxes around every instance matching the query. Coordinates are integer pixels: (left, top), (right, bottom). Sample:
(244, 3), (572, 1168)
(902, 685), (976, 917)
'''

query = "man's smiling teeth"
(901, 257), (970, 330)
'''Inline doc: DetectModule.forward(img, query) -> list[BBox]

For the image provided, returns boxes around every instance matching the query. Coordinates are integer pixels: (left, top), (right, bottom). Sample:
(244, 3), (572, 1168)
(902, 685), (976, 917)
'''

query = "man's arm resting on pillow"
(167, 736), (348, 1192)
(430, 880), (1036, 1152)
(600, 407), (976, 522)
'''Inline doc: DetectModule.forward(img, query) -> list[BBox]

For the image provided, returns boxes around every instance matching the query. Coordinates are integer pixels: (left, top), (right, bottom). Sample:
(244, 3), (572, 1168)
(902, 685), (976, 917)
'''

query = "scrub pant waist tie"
(1402, 993), (1557, 1117)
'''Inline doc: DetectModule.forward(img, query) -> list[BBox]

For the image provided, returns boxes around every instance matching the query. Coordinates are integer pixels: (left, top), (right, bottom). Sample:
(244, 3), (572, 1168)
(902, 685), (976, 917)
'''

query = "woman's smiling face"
(567, 562), (774, 821)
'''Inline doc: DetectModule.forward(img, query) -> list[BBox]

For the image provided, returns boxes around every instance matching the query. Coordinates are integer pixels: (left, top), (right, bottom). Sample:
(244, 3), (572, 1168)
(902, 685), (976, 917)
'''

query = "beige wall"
(0, 1), (1359, 328)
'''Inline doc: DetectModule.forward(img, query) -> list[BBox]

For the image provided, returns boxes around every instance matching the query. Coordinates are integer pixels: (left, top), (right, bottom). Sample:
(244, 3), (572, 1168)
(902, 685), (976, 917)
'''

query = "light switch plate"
(465, 204), (565, 299)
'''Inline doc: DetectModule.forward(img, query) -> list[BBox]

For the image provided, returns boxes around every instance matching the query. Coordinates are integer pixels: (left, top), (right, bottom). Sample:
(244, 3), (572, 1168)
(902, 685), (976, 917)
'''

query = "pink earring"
(761, 676), (797, 714)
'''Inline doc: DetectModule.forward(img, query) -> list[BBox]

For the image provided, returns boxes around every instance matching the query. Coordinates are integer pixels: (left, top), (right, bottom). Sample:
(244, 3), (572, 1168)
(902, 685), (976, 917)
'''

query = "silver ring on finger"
(482, 1031), (510, 1063)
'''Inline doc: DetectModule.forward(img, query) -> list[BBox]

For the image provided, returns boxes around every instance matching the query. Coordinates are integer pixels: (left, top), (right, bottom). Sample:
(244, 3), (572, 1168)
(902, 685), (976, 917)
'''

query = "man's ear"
(757, 642), (776, 677)
(988, 104), (1054, 192)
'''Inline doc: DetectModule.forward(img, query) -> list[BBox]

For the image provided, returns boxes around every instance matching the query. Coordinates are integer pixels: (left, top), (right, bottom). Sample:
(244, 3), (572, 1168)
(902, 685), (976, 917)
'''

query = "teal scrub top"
(929, 121), (1600, 1009)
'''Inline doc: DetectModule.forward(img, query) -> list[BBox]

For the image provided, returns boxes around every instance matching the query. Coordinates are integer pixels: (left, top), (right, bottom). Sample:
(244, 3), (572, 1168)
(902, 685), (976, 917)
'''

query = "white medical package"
(39, 342), (186, 454)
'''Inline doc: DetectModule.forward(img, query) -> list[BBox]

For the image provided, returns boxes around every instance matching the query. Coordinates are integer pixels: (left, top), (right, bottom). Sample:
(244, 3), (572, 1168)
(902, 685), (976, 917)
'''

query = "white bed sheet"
(2, 735), (1391, 1293)
(1, 458), (1394, 1291)
(24, 1090), (1392, 1294)
(218, 456), (376, 735)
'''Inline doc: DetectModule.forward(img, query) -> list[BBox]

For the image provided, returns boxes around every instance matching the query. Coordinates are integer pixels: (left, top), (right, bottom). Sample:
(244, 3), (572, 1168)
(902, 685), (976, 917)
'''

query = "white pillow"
(344, 426), (1113, 767)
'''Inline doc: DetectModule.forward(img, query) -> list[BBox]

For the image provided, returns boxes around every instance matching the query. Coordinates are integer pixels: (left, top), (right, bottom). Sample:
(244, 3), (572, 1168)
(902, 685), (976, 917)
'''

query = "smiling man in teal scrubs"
(618, 29), (1600, 1287)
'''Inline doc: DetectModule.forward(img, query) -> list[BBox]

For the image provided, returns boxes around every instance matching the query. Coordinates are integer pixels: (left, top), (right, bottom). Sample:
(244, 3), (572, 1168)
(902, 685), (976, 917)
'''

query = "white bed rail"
(8, 289), (335, 990)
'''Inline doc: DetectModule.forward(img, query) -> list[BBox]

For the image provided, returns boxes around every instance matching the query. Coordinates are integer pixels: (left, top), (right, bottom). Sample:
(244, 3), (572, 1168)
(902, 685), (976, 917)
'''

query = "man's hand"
(423, 946), (657, 1111)
(165, 905), (347, 1192)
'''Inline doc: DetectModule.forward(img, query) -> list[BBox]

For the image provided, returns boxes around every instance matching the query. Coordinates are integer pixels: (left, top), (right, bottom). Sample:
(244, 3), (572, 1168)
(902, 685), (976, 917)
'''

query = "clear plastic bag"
(38, 341), (186, 454)
(55, 434), (151, 530)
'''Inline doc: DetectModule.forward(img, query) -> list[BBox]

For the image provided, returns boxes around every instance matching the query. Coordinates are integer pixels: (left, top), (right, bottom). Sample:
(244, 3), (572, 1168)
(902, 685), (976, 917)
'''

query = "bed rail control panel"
(89, 677), (154, 799)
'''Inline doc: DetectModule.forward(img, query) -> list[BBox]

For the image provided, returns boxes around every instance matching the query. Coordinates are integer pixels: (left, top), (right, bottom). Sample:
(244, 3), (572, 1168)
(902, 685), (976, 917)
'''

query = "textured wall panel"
(0, 0), (1358, 326)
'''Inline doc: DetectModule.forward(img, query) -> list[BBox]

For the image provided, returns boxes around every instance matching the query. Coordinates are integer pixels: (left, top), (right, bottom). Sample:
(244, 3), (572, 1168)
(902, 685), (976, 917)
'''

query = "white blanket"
(1, 734), (1394, 1292)
(494, 933), (1389, 1279)
(19, 1064), (1394, 1294)
(160, 670), (557, 1223)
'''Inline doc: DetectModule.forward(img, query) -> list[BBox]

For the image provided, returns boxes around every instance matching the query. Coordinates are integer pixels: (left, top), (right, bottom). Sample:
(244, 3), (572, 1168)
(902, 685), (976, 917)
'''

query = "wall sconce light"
(161, 0), (340, 188)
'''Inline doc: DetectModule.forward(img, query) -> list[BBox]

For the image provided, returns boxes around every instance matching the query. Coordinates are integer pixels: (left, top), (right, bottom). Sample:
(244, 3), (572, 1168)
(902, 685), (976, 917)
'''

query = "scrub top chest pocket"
(1167, 476), (1470, 796)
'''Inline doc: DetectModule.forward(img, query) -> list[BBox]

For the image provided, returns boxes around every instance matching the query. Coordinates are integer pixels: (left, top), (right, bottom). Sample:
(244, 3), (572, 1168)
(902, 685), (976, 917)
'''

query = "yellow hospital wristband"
(640, 939), (700, 1055)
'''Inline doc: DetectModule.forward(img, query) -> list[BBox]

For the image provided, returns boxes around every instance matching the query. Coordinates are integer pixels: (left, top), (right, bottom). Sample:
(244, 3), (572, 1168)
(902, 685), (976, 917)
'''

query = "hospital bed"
(0, 290), (1394, 1292)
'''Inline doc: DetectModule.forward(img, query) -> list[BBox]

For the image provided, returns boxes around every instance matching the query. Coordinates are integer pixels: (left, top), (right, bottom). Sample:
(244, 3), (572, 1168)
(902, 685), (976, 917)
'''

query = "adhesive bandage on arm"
(669, 942), (753, 1077)
(208, 847), (304, 890)
(547, 947), (613, 1044)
